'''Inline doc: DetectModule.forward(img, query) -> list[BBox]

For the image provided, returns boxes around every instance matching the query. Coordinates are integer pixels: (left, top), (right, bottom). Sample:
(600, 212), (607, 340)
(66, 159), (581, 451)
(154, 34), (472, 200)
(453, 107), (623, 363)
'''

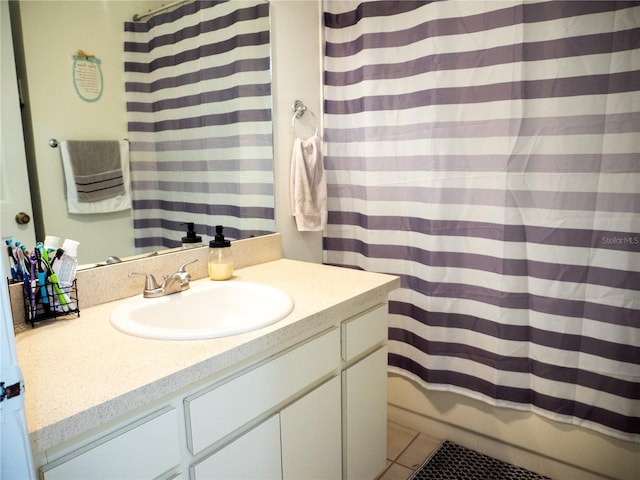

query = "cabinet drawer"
(40, 407), (179, 480)
(185, 327), (340, 454)
(341, 304), (388, 362)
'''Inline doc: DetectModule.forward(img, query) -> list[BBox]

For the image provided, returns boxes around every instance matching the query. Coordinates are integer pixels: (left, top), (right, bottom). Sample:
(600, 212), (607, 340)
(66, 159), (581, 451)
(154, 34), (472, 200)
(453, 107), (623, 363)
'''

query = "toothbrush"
(14, 247), (33, 317)
(19, 245), (33, 286)
(49, 248), (64, 269)
(29, 251), (38, 320)
(13, 246), (25, 282)
(46, 260), (70, 313)
(39, 246), (69, 312)
(50, 269), (70, 312)
(6, 244), (19, 281)
(35, 245), (50, 312)
(8, 239), (24, 281)
(44, 246), (75, 310)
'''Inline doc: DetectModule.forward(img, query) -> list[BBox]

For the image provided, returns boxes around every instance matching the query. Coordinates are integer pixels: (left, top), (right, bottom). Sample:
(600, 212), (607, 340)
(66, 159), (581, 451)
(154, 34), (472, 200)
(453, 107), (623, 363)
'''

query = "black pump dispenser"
(181, 222), (202, 245)
(209, 225), (231, 248)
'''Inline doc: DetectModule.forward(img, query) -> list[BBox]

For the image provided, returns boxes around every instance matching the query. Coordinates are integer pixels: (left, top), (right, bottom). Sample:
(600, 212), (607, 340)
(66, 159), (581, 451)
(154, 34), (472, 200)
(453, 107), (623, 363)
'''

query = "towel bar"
(49, 138), (129, 148)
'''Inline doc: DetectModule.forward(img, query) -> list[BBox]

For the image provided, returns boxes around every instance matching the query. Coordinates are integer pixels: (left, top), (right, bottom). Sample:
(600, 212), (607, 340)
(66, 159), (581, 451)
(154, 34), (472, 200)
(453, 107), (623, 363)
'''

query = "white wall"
(270, 0), (323, 263)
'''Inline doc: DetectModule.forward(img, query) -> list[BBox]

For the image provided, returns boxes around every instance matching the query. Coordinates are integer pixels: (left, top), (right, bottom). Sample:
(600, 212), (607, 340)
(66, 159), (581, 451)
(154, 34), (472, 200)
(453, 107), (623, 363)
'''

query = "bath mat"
(409, 440), (550, 480)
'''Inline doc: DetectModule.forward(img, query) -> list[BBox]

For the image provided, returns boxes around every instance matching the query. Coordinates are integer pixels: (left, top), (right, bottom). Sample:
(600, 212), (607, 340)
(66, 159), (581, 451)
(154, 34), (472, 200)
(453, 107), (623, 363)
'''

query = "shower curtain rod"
(132, 0), (190, 21)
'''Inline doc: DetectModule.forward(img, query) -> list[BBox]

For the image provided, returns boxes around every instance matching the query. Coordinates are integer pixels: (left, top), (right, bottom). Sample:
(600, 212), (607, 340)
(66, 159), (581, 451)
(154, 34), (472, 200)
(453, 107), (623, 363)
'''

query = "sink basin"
(110, 281), (294, 340)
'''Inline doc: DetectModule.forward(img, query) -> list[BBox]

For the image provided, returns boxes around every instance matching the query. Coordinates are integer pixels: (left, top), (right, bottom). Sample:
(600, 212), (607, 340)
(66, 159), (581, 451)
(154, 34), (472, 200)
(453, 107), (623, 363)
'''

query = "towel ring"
(291, 100), (318, 139)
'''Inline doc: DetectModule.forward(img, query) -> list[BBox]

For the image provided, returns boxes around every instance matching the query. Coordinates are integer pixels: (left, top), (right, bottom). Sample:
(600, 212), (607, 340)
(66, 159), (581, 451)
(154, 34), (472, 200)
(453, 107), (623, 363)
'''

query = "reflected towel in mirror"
(60, 140), (132, 214)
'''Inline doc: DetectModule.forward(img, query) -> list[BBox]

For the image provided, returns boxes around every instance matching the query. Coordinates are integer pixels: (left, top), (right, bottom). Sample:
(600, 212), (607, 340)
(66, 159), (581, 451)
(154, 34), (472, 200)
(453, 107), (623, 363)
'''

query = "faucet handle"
(129, 272), (160, 291)
(177, 259), (197, 274)
(176, 259), (197, 281)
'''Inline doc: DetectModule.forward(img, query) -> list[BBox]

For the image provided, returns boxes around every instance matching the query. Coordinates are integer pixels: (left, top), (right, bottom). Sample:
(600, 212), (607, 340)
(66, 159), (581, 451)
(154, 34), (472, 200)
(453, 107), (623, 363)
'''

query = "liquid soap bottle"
(208, 225), (233, 280)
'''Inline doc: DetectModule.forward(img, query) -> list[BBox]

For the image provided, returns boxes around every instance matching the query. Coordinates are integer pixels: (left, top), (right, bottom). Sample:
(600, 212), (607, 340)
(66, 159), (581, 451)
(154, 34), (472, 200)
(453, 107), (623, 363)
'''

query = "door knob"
(15, 212), (31, 225)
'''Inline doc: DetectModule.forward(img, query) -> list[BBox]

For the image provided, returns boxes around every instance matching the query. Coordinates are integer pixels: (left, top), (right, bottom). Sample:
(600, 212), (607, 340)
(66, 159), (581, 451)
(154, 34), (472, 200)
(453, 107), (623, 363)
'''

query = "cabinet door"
(191, 415), (282, 480)
(281, 376), (342, 480)
(343, 346), (387, 480)
(40, 407), (179, 480)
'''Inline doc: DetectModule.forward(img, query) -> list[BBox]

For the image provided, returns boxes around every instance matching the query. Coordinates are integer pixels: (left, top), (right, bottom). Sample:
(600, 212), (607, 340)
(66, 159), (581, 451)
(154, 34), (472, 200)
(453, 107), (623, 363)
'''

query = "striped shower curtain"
(324, 1), (640, 442)
(124, 0), (273, 249)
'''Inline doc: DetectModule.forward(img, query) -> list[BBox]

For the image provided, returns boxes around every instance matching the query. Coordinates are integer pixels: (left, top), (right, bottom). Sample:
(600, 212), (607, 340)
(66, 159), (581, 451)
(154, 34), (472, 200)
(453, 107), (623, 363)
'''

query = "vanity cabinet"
(37, 303), (389, 480)
(192, 376), (342, 480)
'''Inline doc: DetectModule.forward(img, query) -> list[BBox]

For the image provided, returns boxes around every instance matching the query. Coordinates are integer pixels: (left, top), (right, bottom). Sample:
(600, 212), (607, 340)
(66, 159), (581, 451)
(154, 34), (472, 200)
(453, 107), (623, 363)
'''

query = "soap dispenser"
(208, 225), (233, 280)
(181, 222), (202, 249)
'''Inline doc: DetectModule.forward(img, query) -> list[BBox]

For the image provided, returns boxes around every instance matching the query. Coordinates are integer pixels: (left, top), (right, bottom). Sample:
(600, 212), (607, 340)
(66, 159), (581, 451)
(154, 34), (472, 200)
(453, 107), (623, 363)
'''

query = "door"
(1, 2), (36, 254)
(190, 415), (282, 480)
(1, 5), (36, 477)
(0, 251), (36, 479)
(343, 347), (388, 480)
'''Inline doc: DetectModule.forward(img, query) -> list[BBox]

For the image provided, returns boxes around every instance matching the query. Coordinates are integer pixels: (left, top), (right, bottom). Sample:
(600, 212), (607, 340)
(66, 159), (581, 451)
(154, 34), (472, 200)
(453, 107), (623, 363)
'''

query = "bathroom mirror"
(6, 0), (274, 266)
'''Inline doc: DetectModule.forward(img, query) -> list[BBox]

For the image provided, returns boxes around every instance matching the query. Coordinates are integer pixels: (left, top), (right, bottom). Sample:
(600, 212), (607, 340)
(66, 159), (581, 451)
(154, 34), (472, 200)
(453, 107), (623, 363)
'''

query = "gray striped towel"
(64, 141), (125, 202)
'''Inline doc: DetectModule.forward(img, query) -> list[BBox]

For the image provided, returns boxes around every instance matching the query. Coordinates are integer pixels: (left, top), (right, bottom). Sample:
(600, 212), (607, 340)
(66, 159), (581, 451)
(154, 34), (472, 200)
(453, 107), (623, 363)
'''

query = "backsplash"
(9, 234), (283, 331)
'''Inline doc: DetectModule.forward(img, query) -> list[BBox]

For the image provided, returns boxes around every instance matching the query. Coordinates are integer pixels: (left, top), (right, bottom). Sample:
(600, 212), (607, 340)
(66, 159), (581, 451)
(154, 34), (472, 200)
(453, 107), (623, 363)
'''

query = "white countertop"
(16, 258), (399, 453)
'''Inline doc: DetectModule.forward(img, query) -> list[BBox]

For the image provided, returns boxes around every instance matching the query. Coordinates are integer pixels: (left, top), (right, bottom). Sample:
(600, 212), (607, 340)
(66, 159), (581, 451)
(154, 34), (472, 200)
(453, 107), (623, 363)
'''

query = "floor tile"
(387, 422), (418, 461)
(377, 462), (415, 480)
(396, 433), (442, 470)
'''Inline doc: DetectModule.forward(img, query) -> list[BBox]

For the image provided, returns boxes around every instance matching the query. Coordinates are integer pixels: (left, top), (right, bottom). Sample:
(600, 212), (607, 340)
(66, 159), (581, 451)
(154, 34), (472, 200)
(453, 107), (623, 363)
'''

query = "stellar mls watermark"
(601, 235), (640, 246)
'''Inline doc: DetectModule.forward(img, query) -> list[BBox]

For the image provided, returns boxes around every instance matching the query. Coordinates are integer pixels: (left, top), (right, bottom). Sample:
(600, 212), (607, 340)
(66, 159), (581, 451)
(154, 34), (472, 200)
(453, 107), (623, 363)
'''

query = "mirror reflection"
(6, 0), (274, 266)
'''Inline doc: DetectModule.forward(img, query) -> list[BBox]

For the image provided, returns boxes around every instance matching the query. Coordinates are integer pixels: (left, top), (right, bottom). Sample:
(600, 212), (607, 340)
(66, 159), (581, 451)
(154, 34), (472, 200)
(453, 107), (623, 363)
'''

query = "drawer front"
(185, 327), (340, 454)
(341, 303), (388, 362)
(40, 407), (179, 480)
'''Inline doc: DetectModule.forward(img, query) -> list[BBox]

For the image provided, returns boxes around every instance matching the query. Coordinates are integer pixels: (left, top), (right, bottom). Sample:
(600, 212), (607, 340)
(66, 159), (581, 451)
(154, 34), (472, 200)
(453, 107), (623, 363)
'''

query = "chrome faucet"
(130, 259), (197, 298)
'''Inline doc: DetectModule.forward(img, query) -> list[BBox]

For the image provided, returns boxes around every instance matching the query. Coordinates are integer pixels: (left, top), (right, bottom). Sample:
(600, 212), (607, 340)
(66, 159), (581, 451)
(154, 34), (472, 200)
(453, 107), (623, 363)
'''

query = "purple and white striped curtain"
(324, 1), (640, 442)
(124, 0), (273, 249)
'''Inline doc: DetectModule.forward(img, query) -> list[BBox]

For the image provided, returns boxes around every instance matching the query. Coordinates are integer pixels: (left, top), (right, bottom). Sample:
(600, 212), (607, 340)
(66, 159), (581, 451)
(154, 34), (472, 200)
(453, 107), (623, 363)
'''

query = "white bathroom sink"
(110, 281), (294, 340)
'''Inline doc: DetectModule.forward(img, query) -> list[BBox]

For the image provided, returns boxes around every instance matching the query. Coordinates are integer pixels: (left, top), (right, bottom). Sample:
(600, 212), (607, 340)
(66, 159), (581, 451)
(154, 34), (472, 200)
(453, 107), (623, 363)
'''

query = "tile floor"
(377, 421), (442, 480)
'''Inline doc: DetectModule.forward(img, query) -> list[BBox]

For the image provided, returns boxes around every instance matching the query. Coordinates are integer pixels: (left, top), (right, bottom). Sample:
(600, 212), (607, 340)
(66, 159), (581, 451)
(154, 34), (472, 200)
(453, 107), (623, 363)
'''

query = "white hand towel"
(290, 134), (327, 231)
(60, 140), (132, 214)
